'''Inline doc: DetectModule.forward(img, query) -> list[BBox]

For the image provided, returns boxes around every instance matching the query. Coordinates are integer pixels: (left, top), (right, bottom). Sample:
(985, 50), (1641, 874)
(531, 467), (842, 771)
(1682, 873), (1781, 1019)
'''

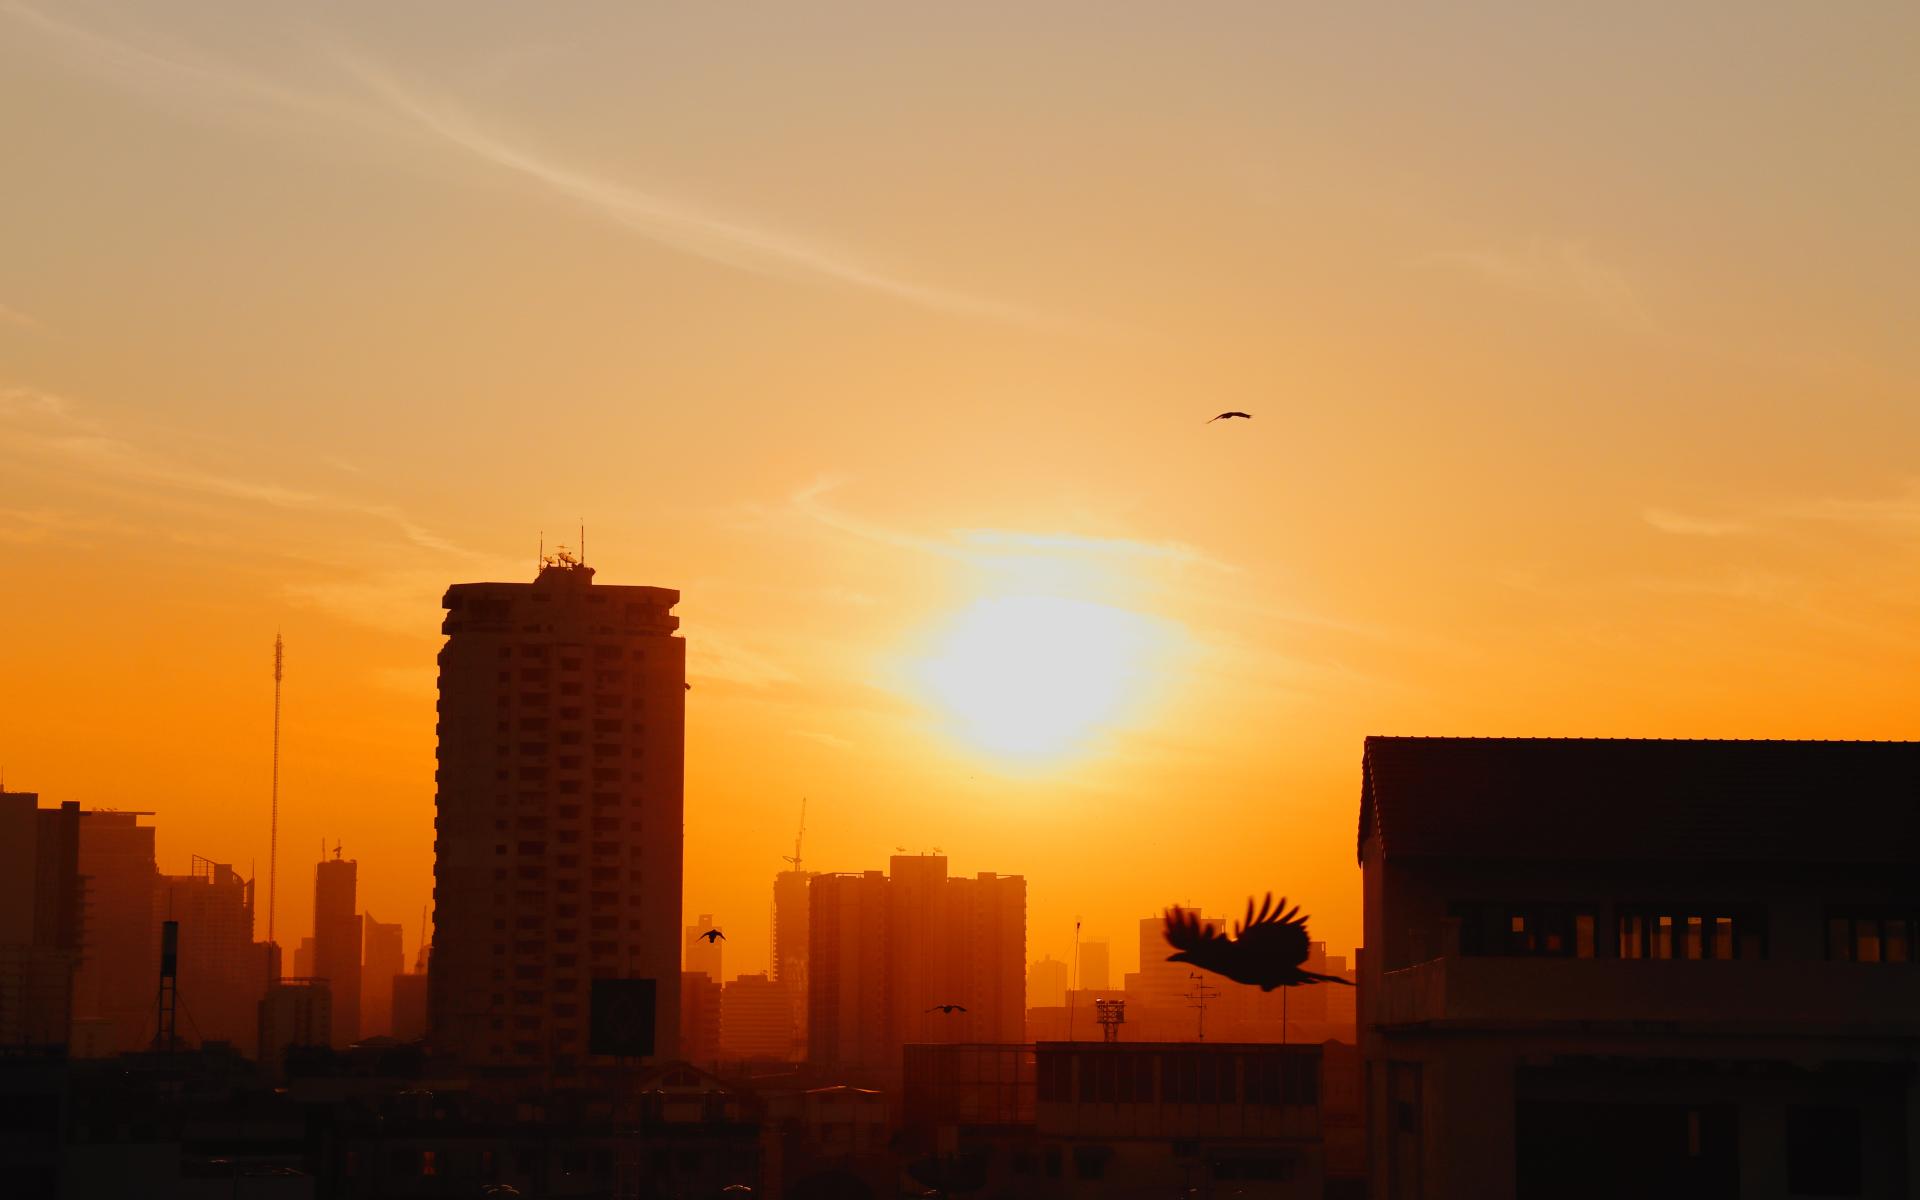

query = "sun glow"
(909, 593), (1176, 762)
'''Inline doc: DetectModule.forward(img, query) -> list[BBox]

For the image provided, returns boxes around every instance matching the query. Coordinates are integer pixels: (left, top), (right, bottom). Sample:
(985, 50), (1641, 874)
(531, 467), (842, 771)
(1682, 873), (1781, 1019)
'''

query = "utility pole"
(1184, 972), (1219, 1041)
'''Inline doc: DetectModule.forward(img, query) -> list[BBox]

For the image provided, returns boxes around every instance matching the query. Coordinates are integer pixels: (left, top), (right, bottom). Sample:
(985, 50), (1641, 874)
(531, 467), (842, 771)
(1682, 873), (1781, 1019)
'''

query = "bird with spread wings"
(1163, 893), (1352, 991)
(696, 928), (726, 943)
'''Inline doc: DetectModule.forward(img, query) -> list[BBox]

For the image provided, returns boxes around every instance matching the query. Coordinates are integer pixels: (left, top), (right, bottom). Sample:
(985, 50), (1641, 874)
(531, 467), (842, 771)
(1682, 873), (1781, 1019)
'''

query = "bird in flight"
(1207, 411), (1252, 423)
(925, 1004), (968, 1014)
(696, 928), (726, 943)
(1163, 893), (1352, 991)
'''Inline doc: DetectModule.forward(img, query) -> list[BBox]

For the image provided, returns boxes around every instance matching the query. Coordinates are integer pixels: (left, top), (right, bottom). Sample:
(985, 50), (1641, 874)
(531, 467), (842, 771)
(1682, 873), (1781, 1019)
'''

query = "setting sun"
(907, 593), (1177, 762)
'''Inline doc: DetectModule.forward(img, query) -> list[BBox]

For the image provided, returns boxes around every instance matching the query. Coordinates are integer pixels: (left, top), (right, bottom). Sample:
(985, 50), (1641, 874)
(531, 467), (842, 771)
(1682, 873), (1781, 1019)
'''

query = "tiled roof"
(1359, 736), (1920, 865)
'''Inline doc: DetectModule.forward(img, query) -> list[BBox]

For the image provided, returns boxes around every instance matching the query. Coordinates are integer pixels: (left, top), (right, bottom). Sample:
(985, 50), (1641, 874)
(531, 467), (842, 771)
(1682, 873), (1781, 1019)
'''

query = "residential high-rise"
(431, 554), (686, 1067)
(313, 853), (360, 1047)
(258, 978), (330, 1078)
(0, 794), (82, 1049)
(72, 810), (158, 1056)
(681, 971), (722, 1066)
(685, 913), (723, 981)
(1028, 955), (1068, 1009)
(773, 867), (816, 1039)
(392, 971), (429, 1042)
(360, 914), (405, 1039)
(1079, 939), (1111, 992)
(156, 857), (268, 1056)
(719, 972), (798, 1061)
(292, 936), (315, 979)
(808, 856), (1025, 1074)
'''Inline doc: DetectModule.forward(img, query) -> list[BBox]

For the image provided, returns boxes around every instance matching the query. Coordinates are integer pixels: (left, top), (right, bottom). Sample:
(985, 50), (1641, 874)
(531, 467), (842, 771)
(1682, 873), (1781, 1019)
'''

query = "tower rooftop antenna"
(782, 797), (808, 871)
(268, 633), (283, 947)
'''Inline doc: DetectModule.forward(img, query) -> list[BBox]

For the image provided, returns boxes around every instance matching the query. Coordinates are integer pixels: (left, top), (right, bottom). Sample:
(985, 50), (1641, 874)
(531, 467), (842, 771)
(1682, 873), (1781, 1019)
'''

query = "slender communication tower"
(1185, 972), (1219, 1041)
(268, 634), (283, 946)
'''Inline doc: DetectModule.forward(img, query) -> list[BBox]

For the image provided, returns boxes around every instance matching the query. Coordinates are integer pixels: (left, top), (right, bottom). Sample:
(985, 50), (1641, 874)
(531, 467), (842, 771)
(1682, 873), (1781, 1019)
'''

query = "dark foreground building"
(1358, 736), (1920, 1200)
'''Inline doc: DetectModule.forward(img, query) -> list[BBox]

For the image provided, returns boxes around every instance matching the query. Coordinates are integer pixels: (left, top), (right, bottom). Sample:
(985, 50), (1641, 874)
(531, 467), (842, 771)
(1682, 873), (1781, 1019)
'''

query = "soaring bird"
(1163, 893), (1352, 991)
(925, 1004), (968, 1014)
(697, 928), (726, 943)
(1207, 411), (1252, 423)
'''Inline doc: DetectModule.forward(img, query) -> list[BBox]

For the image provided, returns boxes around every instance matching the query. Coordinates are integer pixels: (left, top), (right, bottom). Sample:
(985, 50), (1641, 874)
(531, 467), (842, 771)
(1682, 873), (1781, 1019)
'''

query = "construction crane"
(414, 904), (430, 973)
(783, 797), (807, 872)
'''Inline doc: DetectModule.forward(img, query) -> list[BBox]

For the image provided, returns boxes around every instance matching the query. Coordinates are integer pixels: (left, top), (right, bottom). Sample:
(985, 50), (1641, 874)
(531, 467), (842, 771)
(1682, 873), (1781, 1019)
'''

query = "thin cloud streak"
(3, 4), (1038, 323)
(1643, 507), (1745, 536)
(339, 58), (1037, 325)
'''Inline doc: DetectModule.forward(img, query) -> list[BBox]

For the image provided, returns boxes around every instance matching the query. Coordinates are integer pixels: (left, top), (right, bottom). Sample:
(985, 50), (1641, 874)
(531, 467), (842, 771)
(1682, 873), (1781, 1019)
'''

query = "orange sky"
(4, 4), (1919, 982)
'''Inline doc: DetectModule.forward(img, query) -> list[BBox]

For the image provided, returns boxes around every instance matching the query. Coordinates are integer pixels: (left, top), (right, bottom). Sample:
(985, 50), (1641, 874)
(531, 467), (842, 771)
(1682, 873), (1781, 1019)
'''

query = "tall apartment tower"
(685, 913), (723, 981)
(313, 854), (361, 1047)
(1079, 939), (1111, 992)
(808, 856), (1025, 1073)
(157, 857), (268, 1056)
(432, 554), (686, 1067)
(72, 810), (158, 1056)
(0, 794), (83, 1049)
(360, 914), (405, 1039)
(773, 867), (816, 1042)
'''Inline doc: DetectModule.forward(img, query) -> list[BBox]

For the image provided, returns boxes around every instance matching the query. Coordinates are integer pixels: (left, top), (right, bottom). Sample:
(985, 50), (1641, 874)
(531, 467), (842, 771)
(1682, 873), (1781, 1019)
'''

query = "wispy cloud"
(792, 729), (855, 751)
(1643, 507), (1745, 537)
(0, 303), (47, 334)
(689, 631), (798, 689)
(0, 384), (472, 557)
(1419, 238), (1647, 327)
(1, 3), (1032, 323)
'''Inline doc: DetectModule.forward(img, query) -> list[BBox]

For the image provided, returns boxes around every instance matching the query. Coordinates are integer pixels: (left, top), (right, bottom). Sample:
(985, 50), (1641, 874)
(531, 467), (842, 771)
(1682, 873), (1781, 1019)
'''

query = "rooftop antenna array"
(267, 633), (283, 947)
(784, 797), (808, 872)
(1185, 972), (1220, 1041)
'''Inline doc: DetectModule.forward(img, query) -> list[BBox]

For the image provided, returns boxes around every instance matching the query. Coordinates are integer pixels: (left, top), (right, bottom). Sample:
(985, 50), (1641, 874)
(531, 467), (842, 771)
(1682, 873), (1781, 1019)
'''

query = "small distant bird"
(925, 1004), (968, 1014)
(1207, 411), (1252, 423)
(697, 928), (726, 943)
(1164, 893), (1353, 991)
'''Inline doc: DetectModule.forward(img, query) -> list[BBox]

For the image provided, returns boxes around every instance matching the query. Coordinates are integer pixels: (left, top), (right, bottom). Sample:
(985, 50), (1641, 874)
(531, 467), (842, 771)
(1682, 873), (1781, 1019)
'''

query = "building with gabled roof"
(1358, 736), (1920, 1200)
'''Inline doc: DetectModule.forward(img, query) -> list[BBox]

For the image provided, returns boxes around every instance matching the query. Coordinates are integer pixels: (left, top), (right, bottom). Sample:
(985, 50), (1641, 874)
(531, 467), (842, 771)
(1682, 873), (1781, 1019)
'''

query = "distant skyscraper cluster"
(808, 854), (1026, 1072)
(0, 786), (423, 1062)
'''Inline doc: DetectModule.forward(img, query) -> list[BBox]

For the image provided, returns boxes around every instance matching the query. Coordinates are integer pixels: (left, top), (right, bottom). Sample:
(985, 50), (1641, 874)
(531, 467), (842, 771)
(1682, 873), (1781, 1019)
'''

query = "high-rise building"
(1125, 908), (1224, 1010)
(431, 555), (686, 1067)
(157, 857), (268, 1056)
(72, 810), (158, 1056)
(0, 794), (82, 1049)
(313, 853), (360, 1047)
(392, 971), (429, 1042)
(292, 936), (315, 979)
(681, 971), (722, 1066)
(1079, 939), (1111, 992)
(1028, 955), (1068, 1009)
(773, 867), (816, 1040)
(808, 856), (1025, 1073)
(258, 978), (330, 1077)
(361, 914), (405, 1040)
(685, 913), (723, 981)
(720, 972), (798, 1061)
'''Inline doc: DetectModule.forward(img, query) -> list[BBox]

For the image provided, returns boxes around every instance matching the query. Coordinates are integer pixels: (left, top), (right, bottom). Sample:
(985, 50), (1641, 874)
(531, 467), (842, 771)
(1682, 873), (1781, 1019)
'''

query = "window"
(1827, 910), (1915, 962)
(1451, 903), (1598, 957)
(1618, 907), (1765, 960)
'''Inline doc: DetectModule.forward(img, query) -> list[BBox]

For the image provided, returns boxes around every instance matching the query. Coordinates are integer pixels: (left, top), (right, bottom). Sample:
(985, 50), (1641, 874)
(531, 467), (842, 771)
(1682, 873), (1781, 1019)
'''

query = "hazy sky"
(4, 3), (1918, 981)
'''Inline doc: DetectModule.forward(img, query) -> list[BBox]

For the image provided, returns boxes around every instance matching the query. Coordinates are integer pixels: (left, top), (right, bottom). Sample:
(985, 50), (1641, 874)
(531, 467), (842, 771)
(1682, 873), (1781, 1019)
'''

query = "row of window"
(1035, 1053), (1318, 1106)
(1450, 902), (1915, 962)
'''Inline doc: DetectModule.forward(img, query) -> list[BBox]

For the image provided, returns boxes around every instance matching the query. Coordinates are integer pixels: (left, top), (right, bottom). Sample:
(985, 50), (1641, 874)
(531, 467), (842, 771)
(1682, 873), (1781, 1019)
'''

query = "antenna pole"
(1067, 919), (1081, 1042)
(268, 634), (283, 950)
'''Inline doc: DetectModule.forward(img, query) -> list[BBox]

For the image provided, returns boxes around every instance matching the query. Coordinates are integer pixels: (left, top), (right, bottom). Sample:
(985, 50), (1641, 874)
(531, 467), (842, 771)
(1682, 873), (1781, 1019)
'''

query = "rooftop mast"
(268, 633), (283, 946)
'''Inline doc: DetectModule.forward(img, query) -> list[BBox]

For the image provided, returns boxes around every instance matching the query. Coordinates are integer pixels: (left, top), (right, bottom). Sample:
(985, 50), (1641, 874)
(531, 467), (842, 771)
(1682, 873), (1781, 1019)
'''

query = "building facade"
(1359, 736), (1920, 1200)
(0, 794), (82, 1049)
(360, 913), (405, 1040)
(808, 856), (1025, 1075)
(685, 913), (723, 981)
(431, 555), (686, 1068)
(719, 971), (799, 1061)
(156, 857), (268, 1055)
(313, 854), (361, 1047)
(71, 809), (158, 1056)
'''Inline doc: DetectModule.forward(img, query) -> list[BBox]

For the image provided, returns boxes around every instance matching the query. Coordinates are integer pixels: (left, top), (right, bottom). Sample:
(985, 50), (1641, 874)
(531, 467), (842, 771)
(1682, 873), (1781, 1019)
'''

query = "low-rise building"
(1359, 736), (1920, 1200)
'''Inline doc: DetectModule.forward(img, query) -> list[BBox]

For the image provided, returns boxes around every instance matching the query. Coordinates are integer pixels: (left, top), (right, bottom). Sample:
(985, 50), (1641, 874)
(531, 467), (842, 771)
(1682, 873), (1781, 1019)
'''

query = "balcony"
(1377, 955), (1920, 1032)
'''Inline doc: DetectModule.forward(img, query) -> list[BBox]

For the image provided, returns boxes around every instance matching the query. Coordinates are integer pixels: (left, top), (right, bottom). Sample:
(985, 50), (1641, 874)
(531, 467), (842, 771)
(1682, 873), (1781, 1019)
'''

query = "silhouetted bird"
(1207, 411), (1252, 423)
(697, 928), (725, 943)
(925, 1004), (968, 1014)
(1163, 893), (1352, 991)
